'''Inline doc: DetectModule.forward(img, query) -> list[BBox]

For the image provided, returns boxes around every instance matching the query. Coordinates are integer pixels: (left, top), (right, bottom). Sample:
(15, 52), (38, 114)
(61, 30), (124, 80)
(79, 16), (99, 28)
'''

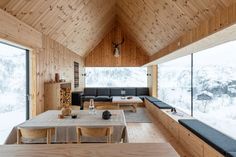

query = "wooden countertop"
(0, 143), (179, 157)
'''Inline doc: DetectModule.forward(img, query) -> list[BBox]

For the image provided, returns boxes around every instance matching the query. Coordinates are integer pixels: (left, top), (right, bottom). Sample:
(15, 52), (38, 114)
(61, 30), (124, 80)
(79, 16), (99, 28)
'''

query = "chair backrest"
(76, 127), (113, 143)
(17, 128), (54, 144)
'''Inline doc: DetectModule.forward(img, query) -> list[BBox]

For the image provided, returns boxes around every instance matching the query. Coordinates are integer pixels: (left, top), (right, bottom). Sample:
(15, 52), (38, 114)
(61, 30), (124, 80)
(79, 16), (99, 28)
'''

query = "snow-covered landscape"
(85, 67), (147, 87)
(0, 43), (27, 144)
(158, 41), (236, 140)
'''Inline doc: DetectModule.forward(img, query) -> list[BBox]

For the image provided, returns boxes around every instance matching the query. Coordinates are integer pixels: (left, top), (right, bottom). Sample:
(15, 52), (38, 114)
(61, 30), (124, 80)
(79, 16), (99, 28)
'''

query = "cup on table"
(71, 114), (77, 119)
(58, 114), (64, 119)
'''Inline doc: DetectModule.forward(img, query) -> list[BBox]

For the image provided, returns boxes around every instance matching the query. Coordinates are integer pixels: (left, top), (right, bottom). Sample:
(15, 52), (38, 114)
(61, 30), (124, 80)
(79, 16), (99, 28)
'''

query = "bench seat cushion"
(227, 152), (236, 157)
(83, 96), (96, 101)
(84, 88), (97, 96)
(124, 88), (136, 96)
(136, 88), (149, 96)
(178, 119), (236, 156)
(95, 96), (111, 102)
(152, 101), (172, 109)
(97, 88), (110, 96)
(110, 88), (122, 96)
(145, 96), (160, 102)
(138, 96), (147, 101)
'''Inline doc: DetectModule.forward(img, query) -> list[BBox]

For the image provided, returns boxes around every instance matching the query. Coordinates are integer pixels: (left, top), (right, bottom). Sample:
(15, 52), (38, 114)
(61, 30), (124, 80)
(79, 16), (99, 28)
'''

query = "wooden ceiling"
(0, 0), (234, 57)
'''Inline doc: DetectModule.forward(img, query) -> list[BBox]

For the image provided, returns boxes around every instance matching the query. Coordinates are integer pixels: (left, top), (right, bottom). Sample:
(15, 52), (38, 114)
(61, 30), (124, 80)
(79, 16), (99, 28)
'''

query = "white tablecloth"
(5, 110), (128, 144)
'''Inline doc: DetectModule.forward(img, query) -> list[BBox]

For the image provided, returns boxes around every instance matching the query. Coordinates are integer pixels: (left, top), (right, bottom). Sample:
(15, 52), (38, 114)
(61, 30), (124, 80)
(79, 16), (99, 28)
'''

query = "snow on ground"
(0, 109), (25, 144)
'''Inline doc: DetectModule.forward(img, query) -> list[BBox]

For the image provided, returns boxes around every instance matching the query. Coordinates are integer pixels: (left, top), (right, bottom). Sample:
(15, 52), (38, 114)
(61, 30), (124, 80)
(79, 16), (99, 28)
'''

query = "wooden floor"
(126, 108), (191, 157)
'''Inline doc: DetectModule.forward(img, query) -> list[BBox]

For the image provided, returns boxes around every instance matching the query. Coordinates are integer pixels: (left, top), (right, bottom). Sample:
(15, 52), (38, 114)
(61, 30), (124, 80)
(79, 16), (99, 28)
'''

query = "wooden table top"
(0, 143), (179, 157)
(112, 96), (143, 103)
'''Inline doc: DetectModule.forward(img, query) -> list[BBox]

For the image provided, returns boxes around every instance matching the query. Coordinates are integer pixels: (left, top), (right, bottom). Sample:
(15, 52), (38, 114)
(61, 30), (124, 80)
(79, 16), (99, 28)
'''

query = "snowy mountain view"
(0, 43), (27, 144)
(85, 67), (147, 87)
(158, 41), (236, 140)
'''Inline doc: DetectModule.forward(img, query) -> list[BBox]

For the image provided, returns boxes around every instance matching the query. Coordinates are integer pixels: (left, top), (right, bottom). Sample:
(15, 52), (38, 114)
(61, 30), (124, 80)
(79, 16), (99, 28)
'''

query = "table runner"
(5, 110), (128, 144)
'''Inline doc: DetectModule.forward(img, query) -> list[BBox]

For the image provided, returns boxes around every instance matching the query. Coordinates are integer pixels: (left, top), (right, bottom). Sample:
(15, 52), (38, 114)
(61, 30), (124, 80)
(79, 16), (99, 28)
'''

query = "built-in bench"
(179, 119), (236, 156)
(145, 96), (173, 109)
(76, 87), (149, 109)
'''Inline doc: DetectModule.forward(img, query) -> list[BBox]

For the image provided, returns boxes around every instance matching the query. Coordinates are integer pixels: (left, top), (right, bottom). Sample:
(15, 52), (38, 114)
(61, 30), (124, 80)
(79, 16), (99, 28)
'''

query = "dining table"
(5, 110), (128, 144)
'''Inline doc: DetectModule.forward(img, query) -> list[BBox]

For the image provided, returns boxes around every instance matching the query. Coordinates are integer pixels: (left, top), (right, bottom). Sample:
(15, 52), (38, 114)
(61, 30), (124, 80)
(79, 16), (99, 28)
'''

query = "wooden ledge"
(0, 143), (179, 157)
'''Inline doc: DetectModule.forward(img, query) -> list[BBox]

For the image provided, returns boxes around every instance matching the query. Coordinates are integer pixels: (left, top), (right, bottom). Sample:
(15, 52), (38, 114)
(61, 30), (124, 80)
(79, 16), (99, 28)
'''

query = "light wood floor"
(126, 108), (191, 157)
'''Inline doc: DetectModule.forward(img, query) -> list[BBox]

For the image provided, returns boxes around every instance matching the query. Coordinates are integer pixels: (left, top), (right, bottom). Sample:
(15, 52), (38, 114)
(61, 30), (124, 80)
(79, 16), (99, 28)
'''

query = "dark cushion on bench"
(124, 88), (136, 96)
(110, 88), (122, 96)
(95, 96), (111, 102)
(227, 152), (236, 157)
(145, 96), (159, 102)
(138, 96), (147, 101)
(84, 88), (97, 96)
(83, 96), (96, 101)
(136, 88), (149, 96)
(152, 101), (173, 109)
(178, 119), (236, 156)
(97, 88), (110, 96)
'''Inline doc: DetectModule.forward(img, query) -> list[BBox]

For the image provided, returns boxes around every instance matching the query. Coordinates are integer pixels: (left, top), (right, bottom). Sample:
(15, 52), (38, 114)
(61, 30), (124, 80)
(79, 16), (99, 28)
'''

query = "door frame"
(0, 41), (30, 120)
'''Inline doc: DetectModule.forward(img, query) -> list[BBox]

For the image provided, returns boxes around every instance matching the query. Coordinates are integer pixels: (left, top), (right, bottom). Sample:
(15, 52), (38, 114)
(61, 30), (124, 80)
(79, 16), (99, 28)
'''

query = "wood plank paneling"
(85, 24), (149, 67)
(0, 9), (42, 48)
(116, 0), (233, 56)
(150, 2), (236, 62)
(2, 0), (116, 57)
(0, 9), (84, 116)
(35, 35), (84, 114)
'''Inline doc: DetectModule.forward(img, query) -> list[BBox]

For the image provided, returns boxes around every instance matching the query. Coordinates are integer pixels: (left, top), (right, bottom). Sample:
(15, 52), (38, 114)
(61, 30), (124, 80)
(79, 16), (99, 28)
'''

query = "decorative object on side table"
(55, 73), (60, 82)
(121, 89), (126, 99)
(127, 96), (133, 99)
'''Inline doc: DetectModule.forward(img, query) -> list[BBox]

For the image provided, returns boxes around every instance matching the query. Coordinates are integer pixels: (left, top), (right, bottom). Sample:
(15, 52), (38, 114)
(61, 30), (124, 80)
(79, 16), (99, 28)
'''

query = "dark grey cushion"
(83, 96), (96, 101)
(84, 88), (97, 96)
(136, 88), (149, 96)
(97, 88), (110, 96)
(152, 101), (172, 109)
(124, 88), (136, 96)
(110, 88), (122, 96)
(145, 96), (159, 102)
(178, 119), (236, 156)
(138, 96), (147, 101)
(227, 152), (236, 157)
(95, 96), (111, 102)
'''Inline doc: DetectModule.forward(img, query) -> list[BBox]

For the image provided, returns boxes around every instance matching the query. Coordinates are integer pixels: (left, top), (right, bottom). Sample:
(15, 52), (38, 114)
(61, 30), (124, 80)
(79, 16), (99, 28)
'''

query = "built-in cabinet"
(44, 82), (71, 110)
(144, 99), (224, 157)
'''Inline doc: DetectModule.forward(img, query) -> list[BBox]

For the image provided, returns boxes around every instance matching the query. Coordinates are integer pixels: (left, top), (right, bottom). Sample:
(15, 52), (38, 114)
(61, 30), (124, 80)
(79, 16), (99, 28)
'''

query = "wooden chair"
(76, 127), (113, 143)
(17, 127), (55, 144)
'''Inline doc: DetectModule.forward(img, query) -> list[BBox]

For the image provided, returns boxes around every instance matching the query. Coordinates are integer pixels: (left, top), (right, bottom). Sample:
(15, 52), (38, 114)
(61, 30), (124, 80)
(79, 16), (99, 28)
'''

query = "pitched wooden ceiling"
(0, 0), (234, 57)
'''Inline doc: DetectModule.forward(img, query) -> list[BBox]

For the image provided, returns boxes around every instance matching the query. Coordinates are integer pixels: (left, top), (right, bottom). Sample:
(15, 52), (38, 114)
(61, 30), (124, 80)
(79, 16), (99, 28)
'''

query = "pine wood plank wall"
(0, 9), (84, 116)
(85, 25), (149, 67)
(150, 2), (236, 61)
(35, 35), (84, 114)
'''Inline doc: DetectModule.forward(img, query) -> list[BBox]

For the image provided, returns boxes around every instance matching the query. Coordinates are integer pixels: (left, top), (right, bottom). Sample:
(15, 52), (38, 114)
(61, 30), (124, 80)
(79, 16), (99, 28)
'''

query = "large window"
(158, 55), (191, 115)
(0, 42), (29, 144)
(193, 41), (236, 140)
(158, 40), (236, 140)
(85, 67), (147, 87)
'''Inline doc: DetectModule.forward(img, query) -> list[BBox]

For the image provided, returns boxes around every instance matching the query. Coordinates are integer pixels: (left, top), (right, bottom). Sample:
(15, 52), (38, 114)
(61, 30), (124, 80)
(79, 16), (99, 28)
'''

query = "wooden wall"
(85, 25), (149, 67)
(35, 35), (84, 114)
(0, 9), (84, 116)
(147, 65), (157, 97)
(150, 2), (236, 62)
